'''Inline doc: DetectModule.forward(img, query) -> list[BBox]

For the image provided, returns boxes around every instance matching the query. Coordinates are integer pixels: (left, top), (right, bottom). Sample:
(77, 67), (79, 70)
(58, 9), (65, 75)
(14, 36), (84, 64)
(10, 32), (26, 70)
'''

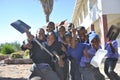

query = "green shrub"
(1, 43), (15, 54)
(10, 52), (23, 58)
(0, 41), (21, 54)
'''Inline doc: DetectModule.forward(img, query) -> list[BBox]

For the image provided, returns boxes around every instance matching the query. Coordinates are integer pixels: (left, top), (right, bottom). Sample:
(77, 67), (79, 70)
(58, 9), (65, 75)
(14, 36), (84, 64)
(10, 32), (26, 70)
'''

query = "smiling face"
(91, 38), (100, 50)
(36, 28), (45, 40)
(78, 29), (86, 42)
(46, 22), (55, 32)
(58, 26), (66, 38)
(47, 32), (56, 46)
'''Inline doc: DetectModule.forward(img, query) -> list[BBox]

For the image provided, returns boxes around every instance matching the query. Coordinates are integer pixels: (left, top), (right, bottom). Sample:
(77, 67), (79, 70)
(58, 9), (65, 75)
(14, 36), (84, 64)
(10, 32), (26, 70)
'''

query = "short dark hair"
(68, 23), (74, 30)
(65, 32), (72, 38)
(48, 21), (55, 30)
(77, 26), (85, 31)
(58, 26), (66, 31)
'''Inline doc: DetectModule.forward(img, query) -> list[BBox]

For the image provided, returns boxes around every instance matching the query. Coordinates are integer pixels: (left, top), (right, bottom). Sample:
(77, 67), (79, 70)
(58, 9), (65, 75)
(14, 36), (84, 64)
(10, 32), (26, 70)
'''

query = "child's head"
(88, 31), (100, 49)
(77, 26), (87, 42)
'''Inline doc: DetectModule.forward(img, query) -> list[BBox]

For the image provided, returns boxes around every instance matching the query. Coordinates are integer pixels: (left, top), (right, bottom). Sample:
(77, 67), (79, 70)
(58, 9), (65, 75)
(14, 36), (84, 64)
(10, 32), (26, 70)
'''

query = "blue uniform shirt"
(67, 42), (88, 64)
(105, 40), (119, 59)
(80, 46), (101, 67)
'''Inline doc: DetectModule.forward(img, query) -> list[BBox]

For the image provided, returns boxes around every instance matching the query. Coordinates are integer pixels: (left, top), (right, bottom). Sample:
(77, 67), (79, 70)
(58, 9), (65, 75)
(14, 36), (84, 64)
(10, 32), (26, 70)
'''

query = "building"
(72, 0), (120, 48)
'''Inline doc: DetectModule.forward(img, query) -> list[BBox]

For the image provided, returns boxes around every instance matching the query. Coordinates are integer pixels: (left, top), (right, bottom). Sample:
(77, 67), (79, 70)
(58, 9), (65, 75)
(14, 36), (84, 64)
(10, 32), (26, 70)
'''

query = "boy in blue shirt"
(104, 37), (120, 80)
(80, 31), (105, 80)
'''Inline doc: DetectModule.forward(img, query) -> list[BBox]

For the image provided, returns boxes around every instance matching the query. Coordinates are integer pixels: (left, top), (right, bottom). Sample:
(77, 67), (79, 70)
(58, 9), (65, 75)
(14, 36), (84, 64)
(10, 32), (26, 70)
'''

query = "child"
(80, 31), (105, 80)
(104, 37), (120, 80)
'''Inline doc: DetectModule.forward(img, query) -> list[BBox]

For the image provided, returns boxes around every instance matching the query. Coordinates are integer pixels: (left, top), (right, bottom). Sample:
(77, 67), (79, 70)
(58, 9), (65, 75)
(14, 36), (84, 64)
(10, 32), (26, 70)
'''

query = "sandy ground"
(0, 63), (120, 80)
(0, 64), (31, 80)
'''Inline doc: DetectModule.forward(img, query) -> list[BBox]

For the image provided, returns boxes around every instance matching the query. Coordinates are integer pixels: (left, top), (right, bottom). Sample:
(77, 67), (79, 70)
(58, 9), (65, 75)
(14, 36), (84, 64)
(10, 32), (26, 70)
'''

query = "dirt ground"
(0, 64), (31, 80)
(0, 63), (120, 80)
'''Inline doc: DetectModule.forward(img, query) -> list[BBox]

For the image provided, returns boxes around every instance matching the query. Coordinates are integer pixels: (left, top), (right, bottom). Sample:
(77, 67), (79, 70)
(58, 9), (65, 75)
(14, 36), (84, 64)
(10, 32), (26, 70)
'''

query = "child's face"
(78, 30), (86, 40)
(91, 38), (100, 50)
(65, 36), (71, 46)
(58, 27), (66, 37)
(36, 28), (45, 40)
(47, 32), (56, 46)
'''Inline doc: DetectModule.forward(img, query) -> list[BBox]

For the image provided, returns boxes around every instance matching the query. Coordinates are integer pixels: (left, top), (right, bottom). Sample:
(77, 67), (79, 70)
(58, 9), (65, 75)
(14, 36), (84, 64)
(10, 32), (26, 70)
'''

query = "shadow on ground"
(0, 77), (27, 80)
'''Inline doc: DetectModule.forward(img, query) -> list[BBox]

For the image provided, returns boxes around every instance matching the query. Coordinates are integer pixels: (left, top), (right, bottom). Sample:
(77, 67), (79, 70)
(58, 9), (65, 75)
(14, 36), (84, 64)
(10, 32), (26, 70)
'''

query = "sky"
(0, 0), (75, 44)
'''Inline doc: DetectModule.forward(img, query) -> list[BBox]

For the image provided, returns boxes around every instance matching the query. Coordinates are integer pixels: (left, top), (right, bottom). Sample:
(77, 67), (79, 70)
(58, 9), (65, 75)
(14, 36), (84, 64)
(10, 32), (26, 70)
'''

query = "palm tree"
(40, 0), (54, 22)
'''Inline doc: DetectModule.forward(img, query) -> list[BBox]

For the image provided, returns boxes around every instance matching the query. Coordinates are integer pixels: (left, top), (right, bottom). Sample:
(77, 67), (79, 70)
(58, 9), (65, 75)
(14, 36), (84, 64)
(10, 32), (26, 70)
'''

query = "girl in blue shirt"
(104, 37), (120, 80)
(65, 30), (87, 80)
(80, 31), (105, 80)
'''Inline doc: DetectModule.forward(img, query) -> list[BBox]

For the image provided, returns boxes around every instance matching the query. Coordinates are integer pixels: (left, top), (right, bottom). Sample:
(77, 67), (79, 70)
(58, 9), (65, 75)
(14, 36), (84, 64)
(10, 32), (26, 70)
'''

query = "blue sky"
(0, 0), (75, 44)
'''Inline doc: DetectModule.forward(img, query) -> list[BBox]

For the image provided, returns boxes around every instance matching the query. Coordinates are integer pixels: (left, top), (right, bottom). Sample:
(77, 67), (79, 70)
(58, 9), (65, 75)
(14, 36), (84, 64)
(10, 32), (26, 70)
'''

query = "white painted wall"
(102, 0), (120, 14)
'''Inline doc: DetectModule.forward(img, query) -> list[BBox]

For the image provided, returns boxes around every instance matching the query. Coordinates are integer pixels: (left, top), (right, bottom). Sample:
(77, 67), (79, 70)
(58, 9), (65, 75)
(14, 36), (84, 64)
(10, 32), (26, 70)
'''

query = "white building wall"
(102, 0), (120, 14)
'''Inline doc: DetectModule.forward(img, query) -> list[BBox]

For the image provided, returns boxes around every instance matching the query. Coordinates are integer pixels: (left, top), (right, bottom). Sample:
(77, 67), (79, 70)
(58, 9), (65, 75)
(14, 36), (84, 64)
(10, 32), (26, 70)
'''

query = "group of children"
(21, 21), (120, 80)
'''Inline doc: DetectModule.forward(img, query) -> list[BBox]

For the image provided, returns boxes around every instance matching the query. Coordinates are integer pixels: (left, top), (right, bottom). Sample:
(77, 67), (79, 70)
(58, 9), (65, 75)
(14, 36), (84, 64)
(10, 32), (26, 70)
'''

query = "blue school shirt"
(105, 40), (119, 59)
(80, 46), (101, 67)
(67, 42), (88, 64)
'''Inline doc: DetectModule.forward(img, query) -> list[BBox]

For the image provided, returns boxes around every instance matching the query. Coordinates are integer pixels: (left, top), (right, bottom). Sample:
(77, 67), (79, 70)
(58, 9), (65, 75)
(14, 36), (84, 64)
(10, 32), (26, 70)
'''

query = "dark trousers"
(29, 63), (60, 80)
(70, 61), (82, 80)
(79, 65), (105, 80)
(104, 58), (120, 80)
(54, 60), (69, 80)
